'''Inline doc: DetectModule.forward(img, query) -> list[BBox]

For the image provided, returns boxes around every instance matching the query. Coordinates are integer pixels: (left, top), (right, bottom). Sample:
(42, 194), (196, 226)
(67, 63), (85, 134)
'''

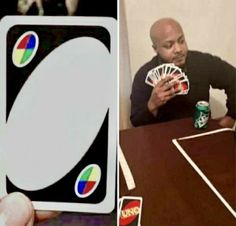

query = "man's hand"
(0, 192), (60, 226)
(147, 76), (179, 116)
(217, 115), (236, 129)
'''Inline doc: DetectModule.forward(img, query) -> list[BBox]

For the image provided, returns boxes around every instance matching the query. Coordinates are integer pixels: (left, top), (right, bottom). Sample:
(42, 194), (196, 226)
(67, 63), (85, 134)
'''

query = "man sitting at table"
(130, 17), (236, 128)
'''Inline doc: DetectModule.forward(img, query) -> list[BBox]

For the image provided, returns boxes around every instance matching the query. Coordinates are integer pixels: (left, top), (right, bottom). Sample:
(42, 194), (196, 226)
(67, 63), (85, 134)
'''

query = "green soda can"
(193, 101), (210, 129)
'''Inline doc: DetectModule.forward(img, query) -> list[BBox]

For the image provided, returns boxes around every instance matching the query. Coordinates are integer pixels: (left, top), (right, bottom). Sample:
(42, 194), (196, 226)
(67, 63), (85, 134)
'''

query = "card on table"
(0, 16), (117, 213)
(119, 196), (143, 226)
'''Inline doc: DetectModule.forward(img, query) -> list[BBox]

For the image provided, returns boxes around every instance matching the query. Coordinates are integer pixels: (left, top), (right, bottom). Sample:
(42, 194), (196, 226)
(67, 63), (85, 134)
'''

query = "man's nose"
(174, 43), (182, 53)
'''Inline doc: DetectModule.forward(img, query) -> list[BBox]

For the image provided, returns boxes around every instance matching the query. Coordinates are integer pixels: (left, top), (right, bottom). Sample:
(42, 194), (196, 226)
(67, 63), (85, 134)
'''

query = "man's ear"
(152, 44), (158, 54)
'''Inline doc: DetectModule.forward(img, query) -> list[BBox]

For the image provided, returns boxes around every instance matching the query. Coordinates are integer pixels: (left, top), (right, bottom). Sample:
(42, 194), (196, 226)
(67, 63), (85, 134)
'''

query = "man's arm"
(130, 73), (157, 127)
(208, 54), (236, 128)
(130, 70), (177, 127)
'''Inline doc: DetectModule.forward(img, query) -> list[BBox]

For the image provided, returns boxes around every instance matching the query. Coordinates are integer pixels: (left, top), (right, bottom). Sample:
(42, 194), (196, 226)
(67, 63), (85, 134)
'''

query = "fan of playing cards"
(145, 63), (190, 95)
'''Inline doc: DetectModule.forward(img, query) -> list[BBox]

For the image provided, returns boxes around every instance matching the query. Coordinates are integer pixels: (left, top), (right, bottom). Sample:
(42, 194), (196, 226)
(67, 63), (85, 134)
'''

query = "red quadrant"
(84, 181), (96, 194)
(17, 35), (30, 49)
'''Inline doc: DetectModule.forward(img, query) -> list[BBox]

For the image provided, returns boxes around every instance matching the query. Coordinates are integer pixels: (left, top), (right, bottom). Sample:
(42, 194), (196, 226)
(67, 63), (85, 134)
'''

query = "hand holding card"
(145, 63), (190, 95)
(0, 192), (60, 226)
(147, 76), (178, 115)
(0, 16), (117, 214)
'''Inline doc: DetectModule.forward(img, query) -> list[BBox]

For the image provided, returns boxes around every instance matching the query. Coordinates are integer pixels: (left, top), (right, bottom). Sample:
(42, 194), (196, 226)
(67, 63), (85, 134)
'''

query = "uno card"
(145, 64), (190, 96)
(157, 65), (165, 79)
(145, 71), (157, 87)
(165, 63), (175, 75)
(119, 196), (143, 226)
(174, 79), (189, 94)
(0, 16), (117, 213)
(168, 65), (182, 76)
(170, 72), (186, 81)
(163, 63), (174, 75)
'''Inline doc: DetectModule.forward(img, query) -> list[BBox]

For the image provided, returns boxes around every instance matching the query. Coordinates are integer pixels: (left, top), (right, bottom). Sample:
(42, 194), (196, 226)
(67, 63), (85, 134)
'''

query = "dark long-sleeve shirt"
(130, 50), (236, 127)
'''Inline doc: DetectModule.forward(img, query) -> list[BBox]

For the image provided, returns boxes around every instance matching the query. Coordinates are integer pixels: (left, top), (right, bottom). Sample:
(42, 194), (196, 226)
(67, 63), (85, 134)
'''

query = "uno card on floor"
(119, 196), (143, 226)
(0, 16), (117, 213)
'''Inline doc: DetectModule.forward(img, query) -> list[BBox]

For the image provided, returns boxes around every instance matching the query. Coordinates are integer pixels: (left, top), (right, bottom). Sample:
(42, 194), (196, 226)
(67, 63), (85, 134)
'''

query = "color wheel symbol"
(75, 164), (101, 198)
(12, 31), (39, 68)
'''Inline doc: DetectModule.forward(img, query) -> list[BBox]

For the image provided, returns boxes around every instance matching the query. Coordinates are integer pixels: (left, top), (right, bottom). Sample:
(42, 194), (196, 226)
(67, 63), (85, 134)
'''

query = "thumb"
(0, 192), (34, 226)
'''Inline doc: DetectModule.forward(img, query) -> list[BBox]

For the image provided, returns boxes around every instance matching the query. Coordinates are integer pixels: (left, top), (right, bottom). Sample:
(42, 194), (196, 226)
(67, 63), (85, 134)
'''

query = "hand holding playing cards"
(146, 63), (190, 116)
(0, 192), (60, 226)
(147, 76), (178, 115)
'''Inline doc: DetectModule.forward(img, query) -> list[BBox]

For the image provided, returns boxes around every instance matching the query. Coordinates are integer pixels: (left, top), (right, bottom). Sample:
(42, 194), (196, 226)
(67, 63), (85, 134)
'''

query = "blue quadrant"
(77, 181), (87, 194)
(26, 35), (36, 49)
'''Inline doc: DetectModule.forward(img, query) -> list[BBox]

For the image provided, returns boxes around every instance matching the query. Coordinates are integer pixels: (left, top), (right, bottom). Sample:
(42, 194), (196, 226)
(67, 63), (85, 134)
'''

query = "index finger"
(35, 211), (61, 223)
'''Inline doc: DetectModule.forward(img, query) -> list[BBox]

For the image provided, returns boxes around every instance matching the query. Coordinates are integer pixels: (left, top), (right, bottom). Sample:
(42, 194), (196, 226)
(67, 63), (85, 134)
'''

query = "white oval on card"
(3, 37), (110, 190)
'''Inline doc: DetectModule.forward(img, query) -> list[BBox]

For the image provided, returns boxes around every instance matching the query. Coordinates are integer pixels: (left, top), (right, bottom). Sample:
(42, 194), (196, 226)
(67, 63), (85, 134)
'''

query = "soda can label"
(194, 101), (210, 129)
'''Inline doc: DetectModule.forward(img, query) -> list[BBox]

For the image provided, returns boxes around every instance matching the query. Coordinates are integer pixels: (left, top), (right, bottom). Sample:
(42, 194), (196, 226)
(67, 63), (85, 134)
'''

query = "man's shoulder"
(188, 50), (225, 63)
(134, 56), (159, 78)
(188, 50), (215, 59)
(188, 50), (236, 69)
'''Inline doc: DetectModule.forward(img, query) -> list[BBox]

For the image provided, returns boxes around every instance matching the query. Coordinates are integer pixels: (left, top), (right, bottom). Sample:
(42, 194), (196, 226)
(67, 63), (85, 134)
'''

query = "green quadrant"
(80, 167), (93, 181)
(21, 49), (33, 63)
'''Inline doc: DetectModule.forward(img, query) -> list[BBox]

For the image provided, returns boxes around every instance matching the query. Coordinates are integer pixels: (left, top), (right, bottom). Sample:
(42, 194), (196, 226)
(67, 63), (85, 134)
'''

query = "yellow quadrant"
(89, 167), (100, 181)
(13, 49), (25, 65)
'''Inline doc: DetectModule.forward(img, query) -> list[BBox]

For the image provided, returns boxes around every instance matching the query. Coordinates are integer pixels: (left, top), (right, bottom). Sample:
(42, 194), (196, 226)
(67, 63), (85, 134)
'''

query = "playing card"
(0, 16), (117, 213)
(145, 71), (158, 87)
(145, 71), (156, 87)
(164, 63), (175, 75)
(173, 79), (189, 95)
(156, 64), (165, 79)
(168, 65), (183, 76)
(170, 71), (187, 82)
(119, 196), (143, 226)
(145, 64), (190, 95)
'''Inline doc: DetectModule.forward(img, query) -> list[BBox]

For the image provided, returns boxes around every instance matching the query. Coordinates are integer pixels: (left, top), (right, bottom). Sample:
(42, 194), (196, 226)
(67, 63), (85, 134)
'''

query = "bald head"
(149, 18), (188, 67)
(150, 18), (183, 47)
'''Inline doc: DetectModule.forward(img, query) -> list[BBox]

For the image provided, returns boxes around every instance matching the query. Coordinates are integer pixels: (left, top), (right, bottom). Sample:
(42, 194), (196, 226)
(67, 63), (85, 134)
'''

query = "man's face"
(153, 23), (188, 67)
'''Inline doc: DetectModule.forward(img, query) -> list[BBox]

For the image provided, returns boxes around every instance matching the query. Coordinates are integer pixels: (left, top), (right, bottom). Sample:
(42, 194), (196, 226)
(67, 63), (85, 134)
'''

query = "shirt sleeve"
(130, 66), (157, 127)
(208, 54), (236, 119)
